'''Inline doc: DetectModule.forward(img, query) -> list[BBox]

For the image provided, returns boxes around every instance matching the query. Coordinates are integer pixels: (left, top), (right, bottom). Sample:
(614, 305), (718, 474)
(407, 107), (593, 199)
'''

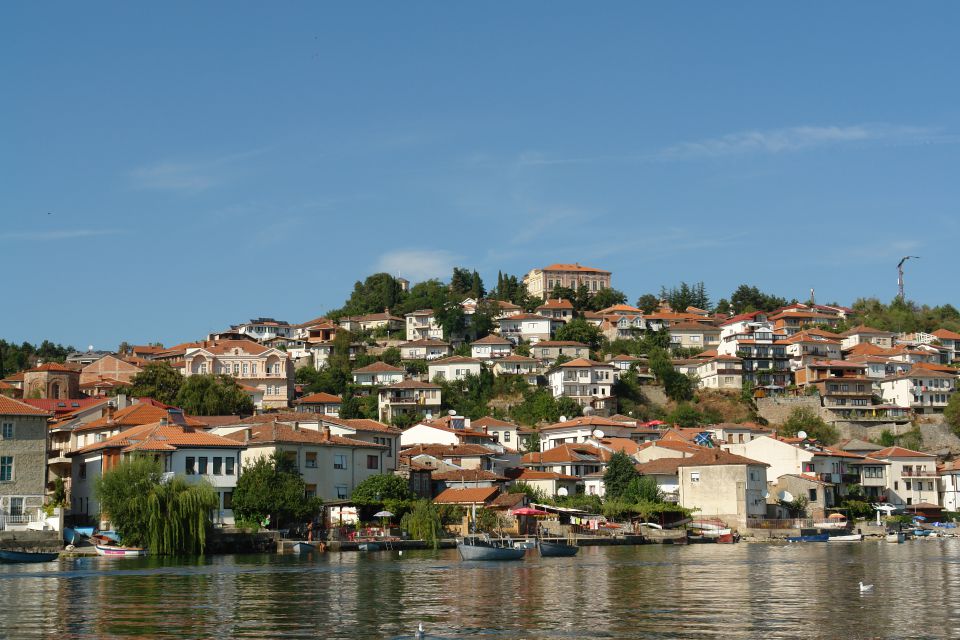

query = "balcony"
(47, 449), (71, 466)
(901, 468), (937, 478)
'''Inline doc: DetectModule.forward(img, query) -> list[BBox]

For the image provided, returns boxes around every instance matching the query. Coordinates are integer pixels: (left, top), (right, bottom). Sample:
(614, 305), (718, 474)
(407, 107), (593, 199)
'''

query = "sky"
(4, 2), (960, 349)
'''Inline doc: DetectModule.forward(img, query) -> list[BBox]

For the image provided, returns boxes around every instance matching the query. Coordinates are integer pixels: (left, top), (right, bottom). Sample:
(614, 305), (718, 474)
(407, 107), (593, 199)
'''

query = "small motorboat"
(828, 534), (863, 542)
(73, 526), (96, 538)
(886, 532), (905, 543)
(787, 533), (830, 543)
(94, 544), (147, 558)
(0, 549), (60, 563)
(457, 536), (526, 561)
(292, 542), (315, 554)
(538, 540), (579, 557)
(358, 542), (381, 552)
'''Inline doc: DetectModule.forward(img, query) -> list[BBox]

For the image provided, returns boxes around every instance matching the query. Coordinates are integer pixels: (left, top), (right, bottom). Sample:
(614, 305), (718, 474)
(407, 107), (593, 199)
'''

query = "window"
(251, 364), (257, 375)
(233, 364), (240, 376)
(198, 457), (208, 475)
(305, 484), (317, 498)
(185, 457), (196, 475)
(226, 457), (235, 475)
(1, 423), (13, 439)
(223, 491), (233, 509)
(863, 466), (883, 478)
(242, 363), (249, 375)
(367, 455), (379, 470)
(213, 457), (223, 475)
(504, 431), (511, 443)
(808, 489), (818, 502)
(690, 472), (700, 483)
(79, 462), (87, 480)
(0, 456), (12, 482)
(905, 481), (912, 490)
(894, 481), (898, 490)
(336, 485), (348, 499)
(334, 454), (347, 470)
(305, 452), (317, 468)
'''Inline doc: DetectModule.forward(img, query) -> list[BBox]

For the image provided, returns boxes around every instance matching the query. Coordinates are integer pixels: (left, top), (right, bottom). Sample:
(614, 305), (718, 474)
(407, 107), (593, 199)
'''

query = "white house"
(428, 356), (483, 382)
(492, 354), (542, 385)
(377, 380), (442, 423)
(352, 362), (406, 387)
(534, 299), (575, 323)
(399, 339), (452, 361)
(234, 317), (293, 342)
(932, 329), (960, 363)
(537, 416), (636, 452)
(694, 355), (744, 390)
(69, 420), (245, 525)
(677, 449), (769, 529)
(498, 314), (561, 345)
(870, 446), (939, 507)
(292, 392), (342, 416)
(547, 358), (616, 414)
(470, 334), (513, 361)
(405, 310), (443, 341)
(879, 365), (956, 414)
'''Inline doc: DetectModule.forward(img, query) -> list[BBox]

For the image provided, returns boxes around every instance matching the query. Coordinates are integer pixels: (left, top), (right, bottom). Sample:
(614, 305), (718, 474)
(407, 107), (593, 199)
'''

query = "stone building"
(22, 362), (81, 400)
(0, 396), (51, 528)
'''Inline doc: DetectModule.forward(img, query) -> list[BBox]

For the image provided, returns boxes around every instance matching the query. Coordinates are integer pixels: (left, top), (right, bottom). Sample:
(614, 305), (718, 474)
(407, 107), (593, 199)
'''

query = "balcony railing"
(902, 469), (937, 478)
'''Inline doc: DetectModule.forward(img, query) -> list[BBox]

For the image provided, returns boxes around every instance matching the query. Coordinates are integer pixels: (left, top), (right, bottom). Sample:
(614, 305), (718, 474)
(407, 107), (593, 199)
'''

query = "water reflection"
(1, 541), (959, 638)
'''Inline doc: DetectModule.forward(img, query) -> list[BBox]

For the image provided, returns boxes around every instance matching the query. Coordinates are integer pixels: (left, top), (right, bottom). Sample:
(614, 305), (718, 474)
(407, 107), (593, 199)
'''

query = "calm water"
(1, 541), (959, 639)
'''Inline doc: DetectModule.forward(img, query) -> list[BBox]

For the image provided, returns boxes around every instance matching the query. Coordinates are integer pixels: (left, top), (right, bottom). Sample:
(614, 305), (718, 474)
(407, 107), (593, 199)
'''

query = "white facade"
(399, 340), (451, 361)
(471, 337), (513, 361)
(498, 315), (559, 345)
(547, 360), (615, 406)
(879, 370), (955, 414)
(184, 340), (294, 409)
(428, 357), (483, 382)
(405, 311), (443, 341)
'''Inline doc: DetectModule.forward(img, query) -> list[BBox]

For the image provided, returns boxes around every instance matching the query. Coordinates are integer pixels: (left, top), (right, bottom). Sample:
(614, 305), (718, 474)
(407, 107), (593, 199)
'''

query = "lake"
(1, 541), (959, 639)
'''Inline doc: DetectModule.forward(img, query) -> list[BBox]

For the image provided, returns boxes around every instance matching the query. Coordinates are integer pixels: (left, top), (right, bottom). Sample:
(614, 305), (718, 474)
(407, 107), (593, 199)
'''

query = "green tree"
(351, 474), (415, 505)
(635, 294), (661, 315)
(729, 284), (788, 314)
(667, 403), (706, 427)
(400, 499), (444, 548)
(586, 287), (628, 312)
(125, 362), (184, 405)
(175, 374), (254, 416)
(231, 453), (322, 529)
(555, 318), (605, 352)
(509, 388), (583, 425)
(328, 273), (406, 319)
(95, 456), (218, 555)
(624, 475), (664, 504)
(603, 451), (639, 501)
(779, 406), (839, 445)
(945, 393), (960, 437)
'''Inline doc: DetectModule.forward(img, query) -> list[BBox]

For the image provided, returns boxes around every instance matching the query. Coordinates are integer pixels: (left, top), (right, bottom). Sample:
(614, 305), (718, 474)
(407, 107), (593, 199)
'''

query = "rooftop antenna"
(897, 256), (920, 301)
(809, 288), (815, 305)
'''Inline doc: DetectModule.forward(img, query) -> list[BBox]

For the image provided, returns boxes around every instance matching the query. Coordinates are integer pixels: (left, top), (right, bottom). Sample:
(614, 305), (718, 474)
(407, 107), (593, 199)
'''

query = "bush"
(778, 406), (839, 445)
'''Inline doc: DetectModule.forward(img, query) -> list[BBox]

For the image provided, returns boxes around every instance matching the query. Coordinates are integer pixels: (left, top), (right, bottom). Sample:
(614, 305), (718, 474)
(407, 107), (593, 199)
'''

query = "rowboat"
(94, 544), (147, 558)
(787, 533), (830, 543)
(73, 526), (95, 538)
(827, 533), (863, 542)
(0, 549), (60, 563)
(538, 540), (579, 557)
(292, 542), (315, 554)
(457, 536), (526, 561)
(886, 532), (905, 543)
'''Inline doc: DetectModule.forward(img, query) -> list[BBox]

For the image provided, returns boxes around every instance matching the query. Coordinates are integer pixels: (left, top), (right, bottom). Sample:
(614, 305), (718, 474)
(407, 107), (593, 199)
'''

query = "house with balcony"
(428, 356), (483, 382)
(694, 355), (744, 390)
(537, 416), (637, 452)
(597, 311), (646, 342)
(405, 309), (444, 341)
(521, 443), (610, 479)
(399, 415), (499, 450)
(338, 311), (404, 334)
(784, 329), (843, 371)
(498, 313), (561, 345)
(377, 380), (442, 423)
(351, 361), (406, 387)
(535, 298), (575, 323)
(0, 397), (50, 531)
(879, 366), (956, 414)
(932, 329), (960, 363)
(939, 460), (960, 511)
(69, 418), (245, 525)
(769, 308), (844, 336)
(840, 326), (897, 351)
(401, 443), (498, 471)
(492, 354), (542, 385)
(184, 340), (294, 409)
(797, 360), (875, 417)
(472, 416), (536, 452)
(399, 339), (452, 361)
(234, 317), (293, 342)
(470, 334), (513, 361)
(870, 446), (939, 507)
(717, 323), (791, 388)
(530, 341), (591, 364)
(668, 322), (721, 352)
(547, 359), (616, 415)
(222, 422), (387, 502)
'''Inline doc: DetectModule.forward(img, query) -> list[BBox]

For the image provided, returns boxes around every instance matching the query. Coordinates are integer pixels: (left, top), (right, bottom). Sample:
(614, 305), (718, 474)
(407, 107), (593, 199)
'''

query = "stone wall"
(641, 386), (668, 407)
(0, 530), (60, 553)
(756, 397), (822, 425)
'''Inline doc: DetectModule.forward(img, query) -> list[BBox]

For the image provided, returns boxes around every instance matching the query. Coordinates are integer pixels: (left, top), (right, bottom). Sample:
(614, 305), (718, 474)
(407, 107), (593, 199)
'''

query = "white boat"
(827, 533), (863, 542)
(886, 532), (905, 543)
(94, 544), (148, 558)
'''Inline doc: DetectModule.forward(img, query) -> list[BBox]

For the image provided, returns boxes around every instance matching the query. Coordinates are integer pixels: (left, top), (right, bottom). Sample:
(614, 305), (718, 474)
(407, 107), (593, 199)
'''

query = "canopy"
(373, 510), (394, 518)
(512, 507), (549, 516)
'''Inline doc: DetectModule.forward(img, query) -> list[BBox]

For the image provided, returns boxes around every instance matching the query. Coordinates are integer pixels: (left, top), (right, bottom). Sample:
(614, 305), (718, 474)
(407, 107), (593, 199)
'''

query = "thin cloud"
(0, 229), (123, 241)
(374, 249), (459, 282)
(517, 123), (941, 166)
(129, 149), (266, 192)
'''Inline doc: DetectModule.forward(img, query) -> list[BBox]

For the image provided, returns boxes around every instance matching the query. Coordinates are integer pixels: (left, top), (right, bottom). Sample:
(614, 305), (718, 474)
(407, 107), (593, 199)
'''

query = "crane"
(897, 256), (920, 301)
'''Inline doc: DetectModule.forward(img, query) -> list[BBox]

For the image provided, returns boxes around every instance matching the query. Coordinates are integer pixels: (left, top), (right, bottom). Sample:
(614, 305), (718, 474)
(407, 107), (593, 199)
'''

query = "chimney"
(244, 427), (252, 442)
(293, 421), (300, 432)
(116, 393), (130, 410)
(321, 427), (330, 441)
(105, 401), (116, 421)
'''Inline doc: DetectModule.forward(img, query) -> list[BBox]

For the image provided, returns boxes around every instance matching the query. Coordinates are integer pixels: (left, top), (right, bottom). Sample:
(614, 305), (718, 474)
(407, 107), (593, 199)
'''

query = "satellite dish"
(583, 406), (595, 416)
(778, 490), (794, 502)
(88, 344), (94, 352)
(559, 416), (567, 423)
(557, 487), (569, 497)
(797, 430), (808, 440)
(763, 491), (770, 499)
(593, 429), (605, 440)
(448, 409), (457, 416)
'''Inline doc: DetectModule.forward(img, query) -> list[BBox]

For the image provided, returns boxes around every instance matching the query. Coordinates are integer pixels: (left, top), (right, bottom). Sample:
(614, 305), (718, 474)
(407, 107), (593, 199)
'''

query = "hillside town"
(3, 262), (960, 540)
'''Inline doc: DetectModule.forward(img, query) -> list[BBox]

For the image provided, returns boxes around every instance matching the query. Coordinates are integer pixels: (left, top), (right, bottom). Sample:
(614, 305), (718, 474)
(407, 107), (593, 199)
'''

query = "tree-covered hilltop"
(0, 339), (75, 377)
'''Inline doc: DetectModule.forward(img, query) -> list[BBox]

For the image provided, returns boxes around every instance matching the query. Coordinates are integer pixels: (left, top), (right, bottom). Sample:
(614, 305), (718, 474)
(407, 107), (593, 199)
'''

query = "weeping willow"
(400, 499), (443, 549)
(96, 456), (219, 555)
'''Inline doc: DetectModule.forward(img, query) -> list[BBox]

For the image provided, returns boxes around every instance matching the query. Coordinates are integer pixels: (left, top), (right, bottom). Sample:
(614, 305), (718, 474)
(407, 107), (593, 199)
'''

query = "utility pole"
(897, 256), (920, 301)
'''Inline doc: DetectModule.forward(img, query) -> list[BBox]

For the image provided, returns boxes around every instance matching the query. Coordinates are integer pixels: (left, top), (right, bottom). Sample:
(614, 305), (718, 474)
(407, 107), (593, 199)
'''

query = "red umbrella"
(512, 507), (550, 516)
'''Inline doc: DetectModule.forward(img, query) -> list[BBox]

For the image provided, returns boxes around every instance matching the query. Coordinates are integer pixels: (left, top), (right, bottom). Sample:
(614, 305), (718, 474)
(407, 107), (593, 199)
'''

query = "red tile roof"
(73, 421), (243, 455)
(0, 396), (50, 416)
(21, 397), (106, 416)
(432, 469), (506, 482)
(27, 362), (78, 373)
(294, 392), (343, 404)
(402, 443), (495, 457)
(516, 470), (581, 481)
(433, 486), (500, 504)
(75, 402), (206, 432)
(471, 334), (513, 345)
(352, 361), (405, 374)
(871, 446), (936, 458)
(522, 443), (609, 464)
(677, 449), (767, 467)
(540, 263), (611, 274)
(540, 416), (631, 431)
(222, 422), (385, 448)
(933, 328), (960, 340)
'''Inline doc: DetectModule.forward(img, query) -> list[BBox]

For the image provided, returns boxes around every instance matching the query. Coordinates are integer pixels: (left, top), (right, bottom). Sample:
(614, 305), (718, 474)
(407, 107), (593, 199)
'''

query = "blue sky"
(4, 3), (959, 349)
